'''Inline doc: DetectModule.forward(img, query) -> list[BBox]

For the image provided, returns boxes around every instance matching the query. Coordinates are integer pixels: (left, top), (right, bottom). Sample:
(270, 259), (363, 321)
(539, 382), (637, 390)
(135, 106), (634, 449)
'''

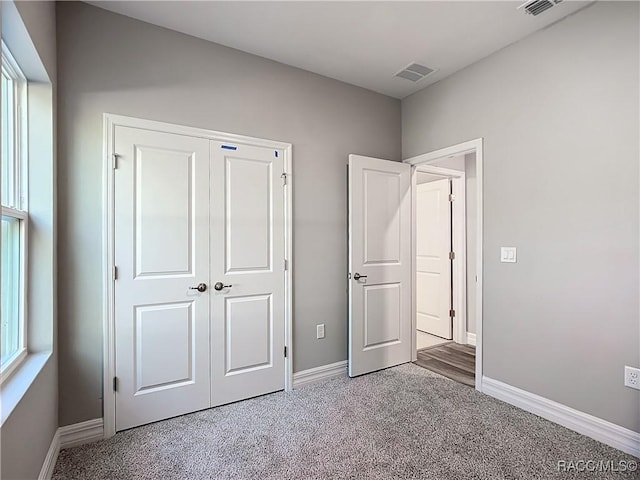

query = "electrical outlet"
(316, 324), (325, 339)
(624, 366), (640, 390)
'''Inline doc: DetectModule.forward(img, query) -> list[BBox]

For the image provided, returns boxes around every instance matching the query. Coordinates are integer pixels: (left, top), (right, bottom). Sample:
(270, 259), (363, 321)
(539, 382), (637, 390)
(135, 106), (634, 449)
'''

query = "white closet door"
(114, 126), (211, 431)
(209, 142), (286, 406)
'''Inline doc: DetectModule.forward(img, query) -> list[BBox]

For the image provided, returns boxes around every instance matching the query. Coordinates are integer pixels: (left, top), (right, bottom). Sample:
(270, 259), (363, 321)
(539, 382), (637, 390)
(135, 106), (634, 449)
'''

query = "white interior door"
(416, 179), (452, 339)
(114, 126), (211, 431)
(210, 141), (285, 406)
(348, 154), (412, 377)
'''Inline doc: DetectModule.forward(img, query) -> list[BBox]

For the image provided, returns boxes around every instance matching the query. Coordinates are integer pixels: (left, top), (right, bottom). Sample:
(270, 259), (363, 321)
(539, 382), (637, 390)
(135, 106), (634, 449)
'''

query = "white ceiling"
(88, 1), (591, 99)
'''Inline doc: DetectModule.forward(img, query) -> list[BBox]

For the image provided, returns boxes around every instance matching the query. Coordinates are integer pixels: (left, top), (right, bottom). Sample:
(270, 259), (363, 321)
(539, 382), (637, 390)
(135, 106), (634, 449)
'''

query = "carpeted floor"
(53, 363), (638, 480)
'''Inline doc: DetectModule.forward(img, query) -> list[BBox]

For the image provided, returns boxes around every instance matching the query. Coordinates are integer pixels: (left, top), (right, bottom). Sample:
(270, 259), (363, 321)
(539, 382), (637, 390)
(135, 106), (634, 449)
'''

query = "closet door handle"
(214, 282), (232, 291)
(189, 283), (208, 293)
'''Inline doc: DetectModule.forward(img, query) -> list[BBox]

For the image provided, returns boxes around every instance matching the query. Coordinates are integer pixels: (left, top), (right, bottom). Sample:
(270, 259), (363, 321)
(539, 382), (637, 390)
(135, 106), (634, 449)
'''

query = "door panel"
(349, 154), (411, 377)
(211, 142), (285, 406)
(363, 170), (401, 265)
(416, 180), (452, 339)
(225, 157), (272, 272)
(363, 283), (401, 349)
(114, 126), (210, 431)
(135, 302), (194, 391)
(134, 146), (193, 276)
(224, 294), (272, 373)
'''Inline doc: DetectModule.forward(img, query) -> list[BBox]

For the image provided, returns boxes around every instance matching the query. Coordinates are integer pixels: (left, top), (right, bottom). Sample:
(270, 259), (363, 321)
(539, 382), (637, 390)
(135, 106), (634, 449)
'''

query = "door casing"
(404, 138), (484, 392)
(102, 114), (293, 438)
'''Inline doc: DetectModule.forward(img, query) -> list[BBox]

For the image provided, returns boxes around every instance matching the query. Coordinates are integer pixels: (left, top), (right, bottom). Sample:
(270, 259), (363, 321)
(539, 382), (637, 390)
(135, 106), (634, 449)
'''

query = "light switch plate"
(501, 247), (517, 263)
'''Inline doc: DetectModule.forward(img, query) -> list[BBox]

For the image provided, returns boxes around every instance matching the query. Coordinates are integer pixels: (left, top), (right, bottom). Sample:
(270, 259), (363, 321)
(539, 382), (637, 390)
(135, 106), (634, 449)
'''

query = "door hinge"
(283, 259), (288, 271)
(281, 172), (287, 186)
(449, 252), (455, 260)
(112, 154), (120, 169)
(449, 193), (455, 202)
(113, 376), (118, 392)
(284, 346), (288, 358)
(113, 265), (118, 280)
(449, 309), (456, 318)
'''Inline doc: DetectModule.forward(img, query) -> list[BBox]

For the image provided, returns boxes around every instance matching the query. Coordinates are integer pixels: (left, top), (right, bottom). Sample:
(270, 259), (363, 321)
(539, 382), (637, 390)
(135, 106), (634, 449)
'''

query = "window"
(1, 41), (27, 375)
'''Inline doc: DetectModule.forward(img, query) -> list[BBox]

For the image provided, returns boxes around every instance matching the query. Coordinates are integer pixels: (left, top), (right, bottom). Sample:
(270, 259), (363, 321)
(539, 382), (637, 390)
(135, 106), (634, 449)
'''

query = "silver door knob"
(353, 273), (367, 280)
(214, 282), (232, 291)
(189, 283), (207, 293)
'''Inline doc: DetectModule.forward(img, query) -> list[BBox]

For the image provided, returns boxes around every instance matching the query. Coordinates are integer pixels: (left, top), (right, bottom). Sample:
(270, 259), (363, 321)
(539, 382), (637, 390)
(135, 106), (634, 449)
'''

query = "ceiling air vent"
(395, 63), (435, 83)
(519, 0), (563, 16)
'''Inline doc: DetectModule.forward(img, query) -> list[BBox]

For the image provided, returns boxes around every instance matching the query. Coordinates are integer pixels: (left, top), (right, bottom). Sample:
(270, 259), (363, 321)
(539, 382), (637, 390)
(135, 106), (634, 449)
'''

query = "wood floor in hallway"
(414, 342), (475, 387)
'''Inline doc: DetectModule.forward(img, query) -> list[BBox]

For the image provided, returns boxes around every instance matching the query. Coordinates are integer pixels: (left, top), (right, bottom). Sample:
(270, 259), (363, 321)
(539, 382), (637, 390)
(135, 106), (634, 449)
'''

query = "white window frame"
(1, 40), (29, 381)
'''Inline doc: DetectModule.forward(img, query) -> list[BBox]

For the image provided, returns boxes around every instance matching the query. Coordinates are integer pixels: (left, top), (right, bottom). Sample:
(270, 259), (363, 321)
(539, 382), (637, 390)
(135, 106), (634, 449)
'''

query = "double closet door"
(113, 126), (285, 431)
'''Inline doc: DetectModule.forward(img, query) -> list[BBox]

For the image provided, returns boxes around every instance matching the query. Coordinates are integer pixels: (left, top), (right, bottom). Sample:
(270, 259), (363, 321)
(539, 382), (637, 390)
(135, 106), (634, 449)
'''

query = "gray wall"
(56, 2), (400, 426)
(1, 2), (58, 479)
(403, 2), (639, 432)
(1, 360), (58, 480)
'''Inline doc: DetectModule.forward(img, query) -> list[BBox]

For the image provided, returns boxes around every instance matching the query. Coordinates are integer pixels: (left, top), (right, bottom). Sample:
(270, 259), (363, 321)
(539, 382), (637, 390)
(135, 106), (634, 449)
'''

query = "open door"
(348, 154), (412, 377)
(416, 179), (453, 339)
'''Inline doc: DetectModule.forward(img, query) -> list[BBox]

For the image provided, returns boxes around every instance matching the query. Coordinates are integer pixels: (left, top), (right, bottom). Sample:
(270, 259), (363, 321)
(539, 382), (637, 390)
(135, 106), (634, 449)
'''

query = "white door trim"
(412, 166), (467, 345)
(404, 138), (484, 392)
(102, 114), (293, 438)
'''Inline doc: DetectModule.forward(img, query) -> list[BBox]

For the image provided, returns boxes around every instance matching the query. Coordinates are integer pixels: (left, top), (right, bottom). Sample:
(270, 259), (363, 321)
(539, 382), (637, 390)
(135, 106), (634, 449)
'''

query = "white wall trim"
(467, 333), (476, 346)
(293, 361), (348, 388)
(38, 430), (60, 480)
(283, 144), (294, 393)
(38, 419), (104, 479)
(404, 139), (479, 166)
(102, 115), (117, 439)
(482, 377), (640, 458)
(103, 114), (293, 150)
(102, 114), (293, 438)
(59, 418), (105, 449)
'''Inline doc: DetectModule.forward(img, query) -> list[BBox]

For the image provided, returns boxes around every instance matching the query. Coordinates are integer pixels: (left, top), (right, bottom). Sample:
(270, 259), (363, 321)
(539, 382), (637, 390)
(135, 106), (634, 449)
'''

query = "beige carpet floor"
(53, 363), (638, 479)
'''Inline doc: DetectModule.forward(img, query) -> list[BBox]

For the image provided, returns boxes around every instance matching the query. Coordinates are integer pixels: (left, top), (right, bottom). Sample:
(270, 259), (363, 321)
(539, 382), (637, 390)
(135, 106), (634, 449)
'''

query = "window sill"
(0, 351), (51, 426)
(1, 349), (28, 384)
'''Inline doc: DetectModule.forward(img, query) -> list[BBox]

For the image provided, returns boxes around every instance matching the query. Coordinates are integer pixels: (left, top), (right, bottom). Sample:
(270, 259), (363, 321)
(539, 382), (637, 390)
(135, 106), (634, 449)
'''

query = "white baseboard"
(482, 376), (640, 458)
(38, 419), (104, 479)
(293, 360), (348, 388)
(38, 430), (60, 480)
(59, 418), (104, 449)
(466, 333), (476, 346)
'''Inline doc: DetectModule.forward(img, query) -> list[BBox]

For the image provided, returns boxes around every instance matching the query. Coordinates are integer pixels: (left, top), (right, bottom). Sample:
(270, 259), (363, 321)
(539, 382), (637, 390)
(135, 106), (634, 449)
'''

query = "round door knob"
(214, 282), (232, 291)
(189, 283), (207, 293)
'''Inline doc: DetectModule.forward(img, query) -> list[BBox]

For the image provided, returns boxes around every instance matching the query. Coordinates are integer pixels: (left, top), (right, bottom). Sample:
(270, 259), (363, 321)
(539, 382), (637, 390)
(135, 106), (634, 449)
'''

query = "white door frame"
(404, 138), (483, 392)
(413, 166), (467, 345)
(102, 113), (294, 438)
